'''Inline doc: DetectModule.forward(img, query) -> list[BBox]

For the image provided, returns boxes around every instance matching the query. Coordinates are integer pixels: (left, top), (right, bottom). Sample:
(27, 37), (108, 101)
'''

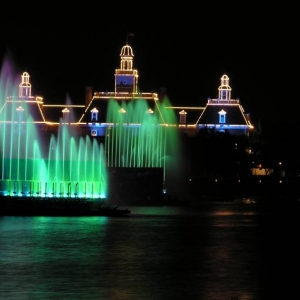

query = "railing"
(93, 92), (158, 100)
(207, 99), (240, 104)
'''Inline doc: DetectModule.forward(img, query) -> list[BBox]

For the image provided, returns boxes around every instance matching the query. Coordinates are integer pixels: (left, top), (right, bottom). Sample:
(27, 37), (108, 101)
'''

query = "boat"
(0, 196), (131, 217)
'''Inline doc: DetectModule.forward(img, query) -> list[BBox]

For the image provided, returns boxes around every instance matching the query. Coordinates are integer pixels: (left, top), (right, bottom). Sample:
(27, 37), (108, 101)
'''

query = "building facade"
(0, 42), (261, 203)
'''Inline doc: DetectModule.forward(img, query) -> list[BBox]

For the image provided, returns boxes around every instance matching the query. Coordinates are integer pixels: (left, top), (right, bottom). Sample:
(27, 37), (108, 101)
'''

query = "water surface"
(0, 198), (292, 299)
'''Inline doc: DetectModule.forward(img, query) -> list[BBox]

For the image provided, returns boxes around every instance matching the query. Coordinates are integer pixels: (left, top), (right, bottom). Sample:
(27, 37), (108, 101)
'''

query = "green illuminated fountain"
(0, 56), (108, 200)
(0, 55), (182, 203)
(105, 97), (182, 194)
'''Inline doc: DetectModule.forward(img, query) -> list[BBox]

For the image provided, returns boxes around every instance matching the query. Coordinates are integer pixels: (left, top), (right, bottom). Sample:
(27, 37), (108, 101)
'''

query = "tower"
(19, 72), (32, 98)
(218, 74), (231, 101)
(114, 44), (138, 93)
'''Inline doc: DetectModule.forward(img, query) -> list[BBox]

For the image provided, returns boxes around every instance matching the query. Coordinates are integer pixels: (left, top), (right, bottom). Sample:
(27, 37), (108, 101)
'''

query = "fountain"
(105, 96), (184, 201)
(0, 54), (183, 206)
(0, 55), (108, 201)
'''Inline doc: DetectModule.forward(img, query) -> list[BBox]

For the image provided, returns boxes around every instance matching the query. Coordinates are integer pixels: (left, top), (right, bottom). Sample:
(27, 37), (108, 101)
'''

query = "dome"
(120, 45), (134, 57)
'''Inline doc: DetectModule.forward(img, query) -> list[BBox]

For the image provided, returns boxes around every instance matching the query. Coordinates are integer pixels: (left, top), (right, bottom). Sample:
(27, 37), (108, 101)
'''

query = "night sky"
(0, 6), (298, 166)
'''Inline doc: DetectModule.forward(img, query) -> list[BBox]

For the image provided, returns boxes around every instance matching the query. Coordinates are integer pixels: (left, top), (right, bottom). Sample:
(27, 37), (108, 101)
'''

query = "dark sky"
(0, 6), (298, 164)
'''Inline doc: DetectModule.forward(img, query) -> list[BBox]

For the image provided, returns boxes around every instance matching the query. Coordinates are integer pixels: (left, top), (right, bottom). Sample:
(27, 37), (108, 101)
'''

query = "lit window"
(91, 108), (99, 122)
(222, 90), (227, 100)
(179, 110), (187, 124)
(218, 109), (226, 123)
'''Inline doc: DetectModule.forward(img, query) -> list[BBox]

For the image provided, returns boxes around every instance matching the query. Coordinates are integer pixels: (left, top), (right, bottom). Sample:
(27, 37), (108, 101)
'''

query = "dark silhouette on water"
(0, 196), (131, 217)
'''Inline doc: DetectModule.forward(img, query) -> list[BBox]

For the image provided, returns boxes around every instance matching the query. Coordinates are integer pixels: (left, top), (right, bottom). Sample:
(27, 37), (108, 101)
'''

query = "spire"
(115, 42), (138, 93)
(120, 44), (134, 70)
(19, 71), (32, 98)
(218, 74), (232, 102)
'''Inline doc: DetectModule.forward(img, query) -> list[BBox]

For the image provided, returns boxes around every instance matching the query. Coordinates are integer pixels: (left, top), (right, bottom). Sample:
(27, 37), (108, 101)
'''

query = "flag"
(128, 33), (134, 37)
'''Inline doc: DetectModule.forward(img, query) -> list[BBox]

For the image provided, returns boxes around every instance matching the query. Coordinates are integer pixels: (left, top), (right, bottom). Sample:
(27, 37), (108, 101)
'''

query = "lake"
(0, 197), (298, 299)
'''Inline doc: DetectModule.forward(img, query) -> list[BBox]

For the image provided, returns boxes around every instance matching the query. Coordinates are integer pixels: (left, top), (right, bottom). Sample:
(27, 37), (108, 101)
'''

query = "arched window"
(91, 108), (99, 122)
(218, 109), (226, 123)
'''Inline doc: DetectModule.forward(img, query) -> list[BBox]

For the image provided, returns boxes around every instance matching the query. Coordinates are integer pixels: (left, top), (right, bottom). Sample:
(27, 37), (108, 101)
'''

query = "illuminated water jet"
(105, 97), (183, 197)
(0, 56), (108, 200)
(0, 53), (182, 204)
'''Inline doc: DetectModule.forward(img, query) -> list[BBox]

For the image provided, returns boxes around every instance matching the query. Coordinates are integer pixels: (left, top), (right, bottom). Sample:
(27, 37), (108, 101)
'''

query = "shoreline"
(0, 196), (131, 217)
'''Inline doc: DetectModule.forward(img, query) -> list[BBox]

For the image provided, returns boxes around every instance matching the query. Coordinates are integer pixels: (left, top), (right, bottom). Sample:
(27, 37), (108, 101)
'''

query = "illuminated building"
(0, 43), (253, 136)
(165, 74), (254, 136)
(0, 42), (258, 202)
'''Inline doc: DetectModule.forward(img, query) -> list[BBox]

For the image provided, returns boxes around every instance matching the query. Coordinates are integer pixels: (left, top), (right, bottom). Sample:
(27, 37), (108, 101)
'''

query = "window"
(222, 90), (227, 100)
(218, 109), (226, 123)
(91, 108), (99, 122)
(179, 110), (187, 124)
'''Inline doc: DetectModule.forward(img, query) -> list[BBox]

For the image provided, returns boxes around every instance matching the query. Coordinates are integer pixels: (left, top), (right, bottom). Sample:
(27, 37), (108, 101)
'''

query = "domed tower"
(218, 74), (232, 102)
(114, 44), (139, 93)
(19, 72), (32, 98)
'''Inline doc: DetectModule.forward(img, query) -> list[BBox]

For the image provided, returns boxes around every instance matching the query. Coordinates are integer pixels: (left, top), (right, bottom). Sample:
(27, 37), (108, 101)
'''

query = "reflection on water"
(0, 198), (281, 299)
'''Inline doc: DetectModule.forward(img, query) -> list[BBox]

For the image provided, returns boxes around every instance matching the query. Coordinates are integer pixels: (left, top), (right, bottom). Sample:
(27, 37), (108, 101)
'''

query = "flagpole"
(126, 32), (134, 45)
